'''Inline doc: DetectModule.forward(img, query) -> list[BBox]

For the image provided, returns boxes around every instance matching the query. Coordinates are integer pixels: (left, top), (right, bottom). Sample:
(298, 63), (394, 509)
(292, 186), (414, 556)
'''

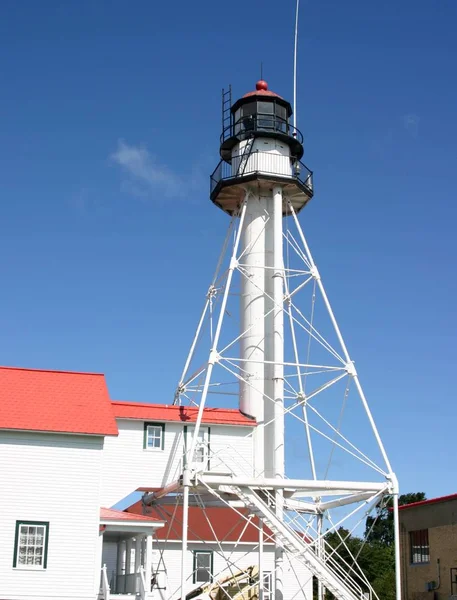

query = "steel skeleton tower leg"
(164, 79), (399, 600)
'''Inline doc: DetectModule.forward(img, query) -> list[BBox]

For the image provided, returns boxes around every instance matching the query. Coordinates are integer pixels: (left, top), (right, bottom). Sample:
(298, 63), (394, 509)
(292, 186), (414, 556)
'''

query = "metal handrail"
(221, 117), (304, 145)
(321, 538), (372, 600)
(210, 150), (313, 196)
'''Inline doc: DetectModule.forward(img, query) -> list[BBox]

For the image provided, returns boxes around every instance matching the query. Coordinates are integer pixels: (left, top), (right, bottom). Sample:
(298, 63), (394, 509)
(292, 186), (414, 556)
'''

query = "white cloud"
(110, 140), (182, 198)
(403, 114), (420, 138)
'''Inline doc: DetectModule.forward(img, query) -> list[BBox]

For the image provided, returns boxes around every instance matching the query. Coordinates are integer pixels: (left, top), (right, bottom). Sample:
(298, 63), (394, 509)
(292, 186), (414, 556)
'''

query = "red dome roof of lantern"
(242, 80), (283, 100)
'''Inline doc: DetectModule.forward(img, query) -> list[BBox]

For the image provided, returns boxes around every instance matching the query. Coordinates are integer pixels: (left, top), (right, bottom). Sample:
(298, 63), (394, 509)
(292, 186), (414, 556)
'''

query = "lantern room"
(210, 80), (314, 216)
(219, 80), (304, 163)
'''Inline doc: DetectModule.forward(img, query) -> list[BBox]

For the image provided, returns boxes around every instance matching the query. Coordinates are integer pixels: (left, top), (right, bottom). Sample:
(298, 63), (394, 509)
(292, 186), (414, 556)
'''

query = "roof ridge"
(111, 400), (242, 413)
(399, 492), (457, 510)
(0, 365), (104, 377)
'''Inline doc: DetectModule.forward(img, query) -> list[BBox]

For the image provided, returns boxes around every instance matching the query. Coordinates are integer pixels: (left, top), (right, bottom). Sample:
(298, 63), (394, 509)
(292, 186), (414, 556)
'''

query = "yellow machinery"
(185, 565), (259, 600)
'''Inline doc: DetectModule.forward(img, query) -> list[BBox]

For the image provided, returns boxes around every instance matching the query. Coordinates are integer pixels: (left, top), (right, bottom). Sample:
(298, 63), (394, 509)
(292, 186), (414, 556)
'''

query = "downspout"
(433, 558), (441, 590)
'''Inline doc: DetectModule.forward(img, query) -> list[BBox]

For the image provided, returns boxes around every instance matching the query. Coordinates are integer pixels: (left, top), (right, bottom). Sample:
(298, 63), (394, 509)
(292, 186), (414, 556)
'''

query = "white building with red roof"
(0, 364), (313, 600)
(101, 401), (255, 508)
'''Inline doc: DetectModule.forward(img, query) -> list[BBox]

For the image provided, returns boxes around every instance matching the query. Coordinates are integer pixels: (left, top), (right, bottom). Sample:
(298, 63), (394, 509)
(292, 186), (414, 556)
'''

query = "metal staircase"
(229, 485), (369, 600)
(236, 136), (255, 176)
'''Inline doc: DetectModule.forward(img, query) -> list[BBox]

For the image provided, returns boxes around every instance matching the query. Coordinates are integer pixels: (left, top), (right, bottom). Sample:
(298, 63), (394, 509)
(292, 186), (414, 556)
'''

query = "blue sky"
(0, 0), (456, 502)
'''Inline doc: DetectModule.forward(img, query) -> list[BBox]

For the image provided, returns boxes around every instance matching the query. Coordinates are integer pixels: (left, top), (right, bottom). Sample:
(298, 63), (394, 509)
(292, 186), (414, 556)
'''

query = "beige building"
(400, 494), (457, 600)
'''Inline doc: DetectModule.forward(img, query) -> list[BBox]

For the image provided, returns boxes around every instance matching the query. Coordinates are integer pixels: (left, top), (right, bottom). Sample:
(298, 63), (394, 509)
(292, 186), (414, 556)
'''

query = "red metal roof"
(0, 366), (118, 436)
(126, 501), (272, 542)
(399, 493), (457, 511)
(100, 507), (163, 523)
(112, 401), (255, 427)
(242, 80), (283, 100)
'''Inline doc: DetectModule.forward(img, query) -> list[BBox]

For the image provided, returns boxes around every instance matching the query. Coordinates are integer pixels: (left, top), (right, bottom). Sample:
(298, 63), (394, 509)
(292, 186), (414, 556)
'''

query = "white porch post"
(141, 536), (146, 569)
(96, 530), (104, 595)
(117, 540), (125, 594)
(146, 533), (153, 593)
(135, 537), (142, 593)
(135, 536), (142, 572)
(126, 539), (133, 577)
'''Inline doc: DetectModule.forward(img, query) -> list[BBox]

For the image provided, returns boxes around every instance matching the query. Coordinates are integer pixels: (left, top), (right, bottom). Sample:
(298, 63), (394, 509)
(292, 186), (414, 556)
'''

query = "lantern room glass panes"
(257, 101), (275, 130)
(15, 522), (48, 569)
(241, 102), (256, 116)
(234, 108), (242, 135)
(230, 99), (290, 139)
(258, 101), (274, 114)
(241, 102), (256, 133)
(275, 104), (287, 120)
(275, 104), (288, 132)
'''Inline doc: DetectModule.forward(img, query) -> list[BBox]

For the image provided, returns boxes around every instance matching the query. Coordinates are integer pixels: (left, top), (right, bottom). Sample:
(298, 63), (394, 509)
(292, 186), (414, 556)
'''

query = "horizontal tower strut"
(198, 474), (390, 495)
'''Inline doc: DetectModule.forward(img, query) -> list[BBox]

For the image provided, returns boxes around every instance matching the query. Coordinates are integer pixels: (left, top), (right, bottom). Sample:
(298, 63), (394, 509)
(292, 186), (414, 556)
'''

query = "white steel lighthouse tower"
(144, 80), (400, 600)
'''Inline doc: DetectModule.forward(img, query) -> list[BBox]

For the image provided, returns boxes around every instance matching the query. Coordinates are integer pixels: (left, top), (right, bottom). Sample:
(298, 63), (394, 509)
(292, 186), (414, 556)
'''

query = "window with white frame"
(263, 571), (272, 600)
(144, 422), (165, 450)
(193, 550), (213, 583)
(186, 426), (210, 470)
(13, 521), (49, 569)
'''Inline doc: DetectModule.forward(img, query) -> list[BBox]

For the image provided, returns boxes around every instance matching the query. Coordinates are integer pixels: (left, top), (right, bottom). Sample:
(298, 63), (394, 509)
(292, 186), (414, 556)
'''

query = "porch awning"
(100, 507), (165, 533)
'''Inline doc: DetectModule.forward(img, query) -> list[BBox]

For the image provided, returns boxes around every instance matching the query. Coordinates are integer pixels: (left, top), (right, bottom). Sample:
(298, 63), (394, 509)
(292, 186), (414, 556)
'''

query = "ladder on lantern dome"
(228, 485), (369, 600)
(222, 86), (232, 138)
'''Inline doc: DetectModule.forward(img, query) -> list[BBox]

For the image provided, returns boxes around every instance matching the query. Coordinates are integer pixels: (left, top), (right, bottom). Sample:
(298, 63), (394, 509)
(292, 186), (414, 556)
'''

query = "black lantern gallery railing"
(221, 117), (304, 146)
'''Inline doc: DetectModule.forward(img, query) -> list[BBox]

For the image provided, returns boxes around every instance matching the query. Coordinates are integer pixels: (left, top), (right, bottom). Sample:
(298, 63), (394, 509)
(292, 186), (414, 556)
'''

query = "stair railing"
(101, 564), (111, 600)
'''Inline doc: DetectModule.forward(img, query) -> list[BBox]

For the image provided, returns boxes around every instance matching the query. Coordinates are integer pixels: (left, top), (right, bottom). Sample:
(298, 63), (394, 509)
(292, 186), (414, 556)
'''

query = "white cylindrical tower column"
(239, 195), (267, 475)
(272, 185), (285, 600)
(272, 185), (285, 479)
(264, 191), (274, 480)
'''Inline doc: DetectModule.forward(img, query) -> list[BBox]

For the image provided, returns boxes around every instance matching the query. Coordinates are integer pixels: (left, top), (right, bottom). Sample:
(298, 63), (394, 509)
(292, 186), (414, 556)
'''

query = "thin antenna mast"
(293, 0), (300, 130)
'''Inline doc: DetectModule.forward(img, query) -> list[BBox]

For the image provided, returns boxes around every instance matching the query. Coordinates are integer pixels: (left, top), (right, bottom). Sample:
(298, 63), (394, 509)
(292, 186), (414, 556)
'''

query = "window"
(263, 571), (273, 600)
(241, 102), (256, 117)
(144, 422), (165, 450)
(185, 426), (210, 470)
(275, 104), (287, 121)
(193, 551), (213, 583)
(410, 529), (429, 564)
(258, 101), (274, 114)
(13, 521), (49, 569)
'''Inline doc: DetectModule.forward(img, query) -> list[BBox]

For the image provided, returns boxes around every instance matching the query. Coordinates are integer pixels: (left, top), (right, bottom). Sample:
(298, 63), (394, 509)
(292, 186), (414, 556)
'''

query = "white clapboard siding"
(151, 542), (312, 600)
(100, 420), (255, 507)
(207, 425), (254, 478)
(0, 431), (104, 600)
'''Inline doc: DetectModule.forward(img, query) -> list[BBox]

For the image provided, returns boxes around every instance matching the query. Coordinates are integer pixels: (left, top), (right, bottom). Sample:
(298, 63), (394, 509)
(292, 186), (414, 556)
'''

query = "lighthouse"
(212, 78), (314, 600)
(211, 79), (313, 481)
(145, 80), (400, 600)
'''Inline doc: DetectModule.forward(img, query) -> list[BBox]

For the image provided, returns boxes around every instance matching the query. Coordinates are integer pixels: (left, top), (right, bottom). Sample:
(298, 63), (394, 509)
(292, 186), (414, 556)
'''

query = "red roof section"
(243, 79), (283, 100)
(399, 493), (457, 511)
(0, 366), (118, 436)
(126, 501), (272, 542)
(100, 507), (163, 523)
(112, 401), (255, 427)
